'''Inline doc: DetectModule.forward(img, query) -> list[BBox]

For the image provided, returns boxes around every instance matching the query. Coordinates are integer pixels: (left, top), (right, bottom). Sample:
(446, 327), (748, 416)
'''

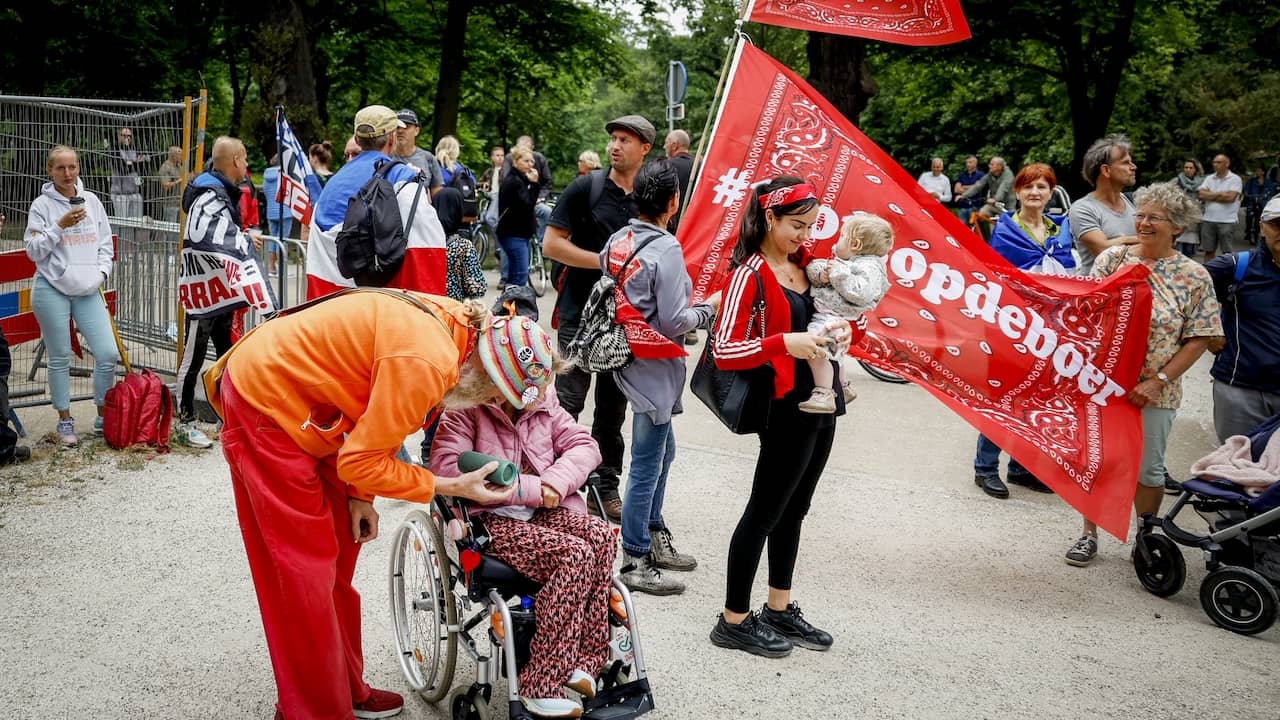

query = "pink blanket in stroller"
(1191, 434), (1280, 495)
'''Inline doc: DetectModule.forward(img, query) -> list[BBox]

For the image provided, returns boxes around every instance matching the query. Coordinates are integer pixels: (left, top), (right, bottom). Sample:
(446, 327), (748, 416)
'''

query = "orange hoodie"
(226, 292), (475, 503)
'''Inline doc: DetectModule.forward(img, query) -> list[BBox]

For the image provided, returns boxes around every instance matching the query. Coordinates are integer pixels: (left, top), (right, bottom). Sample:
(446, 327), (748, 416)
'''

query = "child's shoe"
(797, 387), (836, 414)
(841, 381), (857, 404)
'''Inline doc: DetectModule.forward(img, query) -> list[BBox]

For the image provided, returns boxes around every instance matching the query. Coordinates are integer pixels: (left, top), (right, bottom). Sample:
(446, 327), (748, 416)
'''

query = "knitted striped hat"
(478, 315), (555, 409)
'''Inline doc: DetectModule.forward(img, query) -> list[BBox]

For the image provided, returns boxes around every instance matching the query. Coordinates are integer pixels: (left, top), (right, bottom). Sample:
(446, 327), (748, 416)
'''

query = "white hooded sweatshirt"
(24, 180), (115, 297)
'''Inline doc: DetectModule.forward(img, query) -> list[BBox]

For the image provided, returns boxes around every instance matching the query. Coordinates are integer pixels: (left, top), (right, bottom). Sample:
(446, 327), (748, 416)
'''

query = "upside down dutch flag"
(275, 109), (315, 225)
(677, 40), (1153, 540)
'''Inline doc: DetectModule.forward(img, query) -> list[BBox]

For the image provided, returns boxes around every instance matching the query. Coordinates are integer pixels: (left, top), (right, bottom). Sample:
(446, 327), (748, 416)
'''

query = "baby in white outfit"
(801, 212), (894, 413)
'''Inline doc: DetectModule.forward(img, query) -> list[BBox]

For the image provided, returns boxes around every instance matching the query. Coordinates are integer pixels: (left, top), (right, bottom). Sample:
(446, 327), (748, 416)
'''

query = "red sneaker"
(353, 688), (404, 719)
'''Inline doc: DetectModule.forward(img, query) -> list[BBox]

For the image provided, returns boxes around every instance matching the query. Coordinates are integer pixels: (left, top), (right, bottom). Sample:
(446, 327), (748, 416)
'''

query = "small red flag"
(743, 0), (970, 46)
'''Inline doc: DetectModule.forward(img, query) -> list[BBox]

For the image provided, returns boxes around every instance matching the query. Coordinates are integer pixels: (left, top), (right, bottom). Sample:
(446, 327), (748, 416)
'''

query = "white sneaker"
(178, 422), (214, 449)
(56, 417), (79, 447)
(563, 669), (596, 699)
(520, 697), (582, 719)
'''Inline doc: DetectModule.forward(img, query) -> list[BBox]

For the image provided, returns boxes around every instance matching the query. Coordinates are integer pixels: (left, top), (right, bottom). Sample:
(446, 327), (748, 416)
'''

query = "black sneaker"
(709, 612), (793, 658)
(1163, 472), (1182, 495)
(759, 602), (833, 651)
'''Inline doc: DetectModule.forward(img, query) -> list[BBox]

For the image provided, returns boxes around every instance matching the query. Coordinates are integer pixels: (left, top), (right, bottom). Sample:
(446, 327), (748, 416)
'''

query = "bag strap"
(1232, 250), (1250, 284)
(269, 287), (451, 336)
(402, 180), (426, 239)
(743, 264), (767, 341)
(372, 158), (406, 180)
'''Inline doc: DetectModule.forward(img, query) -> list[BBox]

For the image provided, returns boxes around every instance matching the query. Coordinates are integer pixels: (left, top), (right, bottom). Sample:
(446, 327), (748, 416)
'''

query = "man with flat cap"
(544, 114), (655, 523)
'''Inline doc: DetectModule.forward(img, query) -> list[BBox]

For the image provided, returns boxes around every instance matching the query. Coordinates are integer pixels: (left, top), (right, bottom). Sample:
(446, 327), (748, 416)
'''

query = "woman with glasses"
(1063, 181), (1223, 567)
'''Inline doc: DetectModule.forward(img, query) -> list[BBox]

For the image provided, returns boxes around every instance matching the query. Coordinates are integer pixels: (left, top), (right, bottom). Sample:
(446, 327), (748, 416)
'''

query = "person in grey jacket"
(25, 146), (120, 446)
(960, 156), (1016, 226)
(605, 159), (719, 596)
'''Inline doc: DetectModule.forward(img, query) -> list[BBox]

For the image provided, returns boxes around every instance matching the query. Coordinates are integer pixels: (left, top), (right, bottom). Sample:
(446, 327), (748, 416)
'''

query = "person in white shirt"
(916, 157), (952, 203)
(1197, 154), (1242, 261)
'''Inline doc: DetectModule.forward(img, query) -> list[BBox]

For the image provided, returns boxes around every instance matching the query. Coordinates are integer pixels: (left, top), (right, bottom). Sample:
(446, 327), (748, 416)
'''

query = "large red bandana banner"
(743, 0), (970, 46)
(677, 41), (1152, 540)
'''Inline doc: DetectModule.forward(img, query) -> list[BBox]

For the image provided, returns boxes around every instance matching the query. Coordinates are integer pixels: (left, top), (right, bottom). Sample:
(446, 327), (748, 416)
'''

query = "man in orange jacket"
(217, 291), (557, 720)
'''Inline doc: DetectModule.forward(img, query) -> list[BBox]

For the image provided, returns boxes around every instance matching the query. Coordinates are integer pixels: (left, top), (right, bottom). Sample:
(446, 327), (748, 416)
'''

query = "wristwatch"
(1155, 371), (1170, 385)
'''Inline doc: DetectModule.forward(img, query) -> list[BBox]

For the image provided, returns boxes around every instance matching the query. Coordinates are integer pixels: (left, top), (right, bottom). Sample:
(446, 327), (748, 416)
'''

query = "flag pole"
(684, 14), (750, 219)
(274, 105), (286, 302)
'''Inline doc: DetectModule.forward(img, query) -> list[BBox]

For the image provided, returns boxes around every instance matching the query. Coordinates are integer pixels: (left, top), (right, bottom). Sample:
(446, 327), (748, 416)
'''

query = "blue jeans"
(621, 412), (676, 557)
(497, 235), (529, 286)
(534, 203), (552, 244)
(31, 274), (119, 411)
(268, 216), (293, 241)
(974, 433), (1026, 477)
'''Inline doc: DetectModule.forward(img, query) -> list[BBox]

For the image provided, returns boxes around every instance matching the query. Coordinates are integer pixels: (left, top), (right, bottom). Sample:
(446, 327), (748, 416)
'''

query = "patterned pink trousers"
(481, 507), (616, 698)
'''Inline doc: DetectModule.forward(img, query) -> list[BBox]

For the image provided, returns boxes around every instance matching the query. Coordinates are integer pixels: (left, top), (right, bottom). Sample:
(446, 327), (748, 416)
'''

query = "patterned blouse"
(445, 233), (486, 300)
(1093, 246), (1223, 409)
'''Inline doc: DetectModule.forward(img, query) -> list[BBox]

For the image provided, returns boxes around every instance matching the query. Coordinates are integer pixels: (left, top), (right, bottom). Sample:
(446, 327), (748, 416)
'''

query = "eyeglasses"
(1134, 213), (1171, 224)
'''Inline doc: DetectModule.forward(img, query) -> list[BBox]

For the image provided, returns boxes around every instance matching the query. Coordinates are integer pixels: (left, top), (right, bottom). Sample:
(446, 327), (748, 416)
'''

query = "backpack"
(103, 369), (173, 452)
(336, 159), (426, 287)
(447, 163), (479, 220)
(565, 231), (657, 373)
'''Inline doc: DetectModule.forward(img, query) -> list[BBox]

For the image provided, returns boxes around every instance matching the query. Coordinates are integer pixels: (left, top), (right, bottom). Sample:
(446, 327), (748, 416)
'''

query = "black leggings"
(724, 411), (836, 613)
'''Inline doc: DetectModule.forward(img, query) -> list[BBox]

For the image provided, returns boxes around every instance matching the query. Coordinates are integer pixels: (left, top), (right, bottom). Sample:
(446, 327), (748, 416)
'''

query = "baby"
(800, 212), (894, 413)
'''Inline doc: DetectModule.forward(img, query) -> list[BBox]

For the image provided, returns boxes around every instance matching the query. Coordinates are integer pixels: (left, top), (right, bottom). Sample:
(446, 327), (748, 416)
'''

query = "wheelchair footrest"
(583, 677), (654, 719)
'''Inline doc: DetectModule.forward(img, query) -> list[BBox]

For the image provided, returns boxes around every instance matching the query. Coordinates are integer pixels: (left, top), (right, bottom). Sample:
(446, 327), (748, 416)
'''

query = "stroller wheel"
(1131, 533), (1186, 598)
(1199, 566), (1279, 635)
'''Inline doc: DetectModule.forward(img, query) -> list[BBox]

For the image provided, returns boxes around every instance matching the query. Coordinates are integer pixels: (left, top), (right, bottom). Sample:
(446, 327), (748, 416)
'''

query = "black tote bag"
(691, 266), (774, 434)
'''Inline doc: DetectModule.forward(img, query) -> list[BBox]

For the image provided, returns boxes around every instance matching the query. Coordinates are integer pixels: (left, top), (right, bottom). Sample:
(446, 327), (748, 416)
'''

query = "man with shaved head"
(1199, 153), (1243, 261)
(174, 135), (265, 450)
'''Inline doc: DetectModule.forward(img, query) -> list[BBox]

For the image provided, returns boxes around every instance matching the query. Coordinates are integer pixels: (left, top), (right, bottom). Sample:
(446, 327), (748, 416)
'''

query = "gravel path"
(3, 337), (1276, 719)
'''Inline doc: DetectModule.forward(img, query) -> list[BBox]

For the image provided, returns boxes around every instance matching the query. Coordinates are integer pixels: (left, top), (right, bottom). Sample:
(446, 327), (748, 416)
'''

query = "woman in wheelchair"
(431, 343), (616, 719)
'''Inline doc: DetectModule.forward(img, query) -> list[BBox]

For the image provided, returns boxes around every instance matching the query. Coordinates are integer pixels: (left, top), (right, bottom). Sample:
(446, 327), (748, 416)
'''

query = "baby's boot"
(798, 386), (837, 414)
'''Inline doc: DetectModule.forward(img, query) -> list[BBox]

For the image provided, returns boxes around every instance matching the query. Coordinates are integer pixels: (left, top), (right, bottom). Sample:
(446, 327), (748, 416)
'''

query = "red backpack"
(103, 369), (174, 453)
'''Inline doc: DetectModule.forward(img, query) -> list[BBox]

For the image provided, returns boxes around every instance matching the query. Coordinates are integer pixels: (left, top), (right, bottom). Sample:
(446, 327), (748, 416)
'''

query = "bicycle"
(857, 358), (908, 384)
(464, 193), (495, 266)
(527, 234), (550, 297)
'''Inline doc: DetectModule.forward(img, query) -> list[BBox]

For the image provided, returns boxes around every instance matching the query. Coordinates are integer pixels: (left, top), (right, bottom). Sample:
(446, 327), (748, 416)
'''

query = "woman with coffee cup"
(24, 145), (119, 446)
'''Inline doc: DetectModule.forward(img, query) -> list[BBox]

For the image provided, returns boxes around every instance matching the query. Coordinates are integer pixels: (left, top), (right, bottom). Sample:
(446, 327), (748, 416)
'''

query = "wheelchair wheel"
(448, 685), (492, 720)
(1131, 533), (1186, 598)
(528, 239), (549, 297)
(1199, 566), (1279, 635)
(857, 359), (908, 384)
(389, 510), (458, 701)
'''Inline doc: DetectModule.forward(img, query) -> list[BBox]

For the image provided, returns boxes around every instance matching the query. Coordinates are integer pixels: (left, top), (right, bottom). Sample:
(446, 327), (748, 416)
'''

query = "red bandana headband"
(758, 183), (817, 210)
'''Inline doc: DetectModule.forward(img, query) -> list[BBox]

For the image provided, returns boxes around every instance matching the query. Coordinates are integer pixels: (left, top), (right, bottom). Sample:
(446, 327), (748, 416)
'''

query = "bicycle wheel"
(528, 239), (549, 297)
(469, 223), (492, 265)
(389, 509), (458, 702)
(857, 359), (909, 384)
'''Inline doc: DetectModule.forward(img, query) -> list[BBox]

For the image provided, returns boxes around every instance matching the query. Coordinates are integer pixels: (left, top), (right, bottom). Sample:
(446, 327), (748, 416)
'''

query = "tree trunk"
(432, 0), (473, 146)
(1061, 0), (1137, 197)
(805, 33), (878, 124)
(249, 0), (320, 154)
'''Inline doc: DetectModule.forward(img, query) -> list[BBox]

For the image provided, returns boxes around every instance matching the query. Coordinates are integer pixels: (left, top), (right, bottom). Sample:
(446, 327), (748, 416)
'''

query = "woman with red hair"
(974, 163), (1075, 499)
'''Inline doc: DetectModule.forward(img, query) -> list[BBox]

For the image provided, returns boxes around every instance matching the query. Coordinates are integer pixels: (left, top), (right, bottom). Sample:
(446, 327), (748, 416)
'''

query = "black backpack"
(448, 163), (479, 219)
(336, 159), (425, 287)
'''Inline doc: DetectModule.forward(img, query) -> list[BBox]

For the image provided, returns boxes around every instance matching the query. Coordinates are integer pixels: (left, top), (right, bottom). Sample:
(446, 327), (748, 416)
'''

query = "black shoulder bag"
(690, 265), (774, 434)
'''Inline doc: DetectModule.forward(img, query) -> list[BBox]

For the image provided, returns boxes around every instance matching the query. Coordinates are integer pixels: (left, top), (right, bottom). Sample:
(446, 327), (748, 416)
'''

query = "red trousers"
(220, 372), (371, 720)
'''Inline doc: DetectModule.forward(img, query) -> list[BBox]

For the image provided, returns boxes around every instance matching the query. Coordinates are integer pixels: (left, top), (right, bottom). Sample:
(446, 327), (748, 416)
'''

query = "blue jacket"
(1206, 247), (1280, 394)
(988, 211), (1075, 273)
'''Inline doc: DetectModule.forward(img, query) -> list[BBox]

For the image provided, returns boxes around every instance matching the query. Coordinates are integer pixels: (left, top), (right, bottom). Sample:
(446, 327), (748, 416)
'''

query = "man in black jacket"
(543, 115), (655, 520)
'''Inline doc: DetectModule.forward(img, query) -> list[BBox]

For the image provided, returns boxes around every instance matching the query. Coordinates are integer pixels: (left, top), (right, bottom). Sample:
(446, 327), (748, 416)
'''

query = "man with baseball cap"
(312, 105), (419, 232)
(544, 114), (655, 521)
(390, 108), (445, 198)
(1204, 195), (1280, 441)
(214, 290), (556, 720)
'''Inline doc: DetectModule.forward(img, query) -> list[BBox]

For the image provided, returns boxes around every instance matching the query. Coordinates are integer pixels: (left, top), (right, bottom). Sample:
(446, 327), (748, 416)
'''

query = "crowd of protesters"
(8, 107), (1279, 720)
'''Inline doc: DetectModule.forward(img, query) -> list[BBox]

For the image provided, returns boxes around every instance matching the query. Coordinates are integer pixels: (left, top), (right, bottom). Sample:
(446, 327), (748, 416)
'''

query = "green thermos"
(457, 451), (519, 486)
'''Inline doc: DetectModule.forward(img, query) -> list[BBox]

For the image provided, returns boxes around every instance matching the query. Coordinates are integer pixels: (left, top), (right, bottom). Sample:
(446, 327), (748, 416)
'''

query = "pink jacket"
(430, 387), (600, 514)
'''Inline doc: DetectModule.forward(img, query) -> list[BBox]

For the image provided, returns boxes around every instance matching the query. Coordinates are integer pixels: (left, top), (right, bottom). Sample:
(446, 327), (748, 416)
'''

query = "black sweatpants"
(554, 321), (627, 498)
(724, 409), (836, 613)
(177, 313), (234, 421)
(0, 330), (18, 462)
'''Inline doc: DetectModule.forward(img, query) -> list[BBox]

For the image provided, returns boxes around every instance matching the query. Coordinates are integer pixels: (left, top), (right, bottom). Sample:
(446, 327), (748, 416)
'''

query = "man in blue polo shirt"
(952, 154), (985, 226)
(1205, 196), (1280, 441)
(313, 105), (420, 232)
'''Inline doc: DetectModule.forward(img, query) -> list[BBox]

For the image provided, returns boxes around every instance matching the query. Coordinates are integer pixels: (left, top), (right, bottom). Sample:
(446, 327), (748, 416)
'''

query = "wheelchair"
(388, 489), (655, 719)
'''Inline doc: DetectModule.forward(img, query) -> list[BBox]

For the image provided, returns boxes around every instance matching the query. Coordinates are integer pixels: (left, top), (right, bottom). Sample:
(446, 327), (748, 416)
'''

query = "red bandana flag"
(743, 0), (970, 46)
(678, 41), (1152, 540)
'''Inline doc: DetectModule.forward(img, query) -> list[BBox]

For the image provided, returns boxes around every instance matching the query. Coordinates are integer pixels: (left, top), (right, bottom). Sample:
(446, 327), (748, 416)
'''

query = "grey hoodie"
(24, 180), (115, 296)
(605, 219), (715, 424)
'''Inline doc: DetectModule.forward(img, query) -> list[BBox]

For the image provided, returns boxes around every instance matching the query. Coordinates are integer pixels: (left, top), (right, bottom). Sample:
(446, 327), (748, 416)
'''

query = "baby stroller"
(388, 484), (655, 719)
(1132, 413), (1280, 635)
